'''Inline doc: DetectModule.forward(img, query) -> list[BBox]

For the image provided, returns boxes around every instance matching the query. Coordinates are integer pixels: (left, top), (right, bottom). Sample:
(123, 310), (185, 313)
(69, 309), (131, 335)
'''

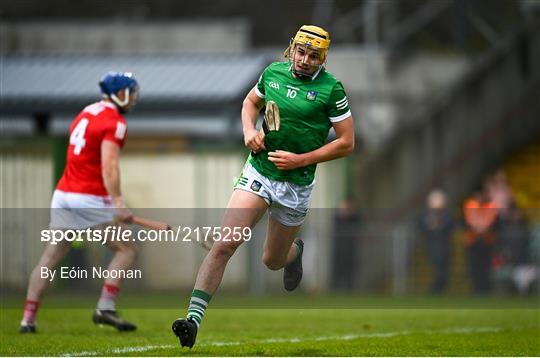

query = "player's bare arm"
(242, 88), (265, 152)
(101, 140), (132, 222)
(268, 115), (355, 170)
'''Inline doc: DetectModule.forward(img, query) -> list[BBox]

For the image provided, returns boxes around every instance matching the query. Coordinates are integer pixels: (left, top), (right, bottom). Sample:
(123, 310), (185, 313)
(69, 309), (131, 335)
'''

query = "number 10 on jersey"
(286, 88), (297, 99)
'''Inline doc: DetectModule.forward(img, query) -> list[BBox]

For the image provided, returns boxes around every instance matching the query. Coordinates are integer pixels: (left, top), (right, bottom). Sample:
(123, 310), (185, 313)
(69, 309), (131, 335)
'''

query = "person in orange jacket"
(463, 187), (499, 293)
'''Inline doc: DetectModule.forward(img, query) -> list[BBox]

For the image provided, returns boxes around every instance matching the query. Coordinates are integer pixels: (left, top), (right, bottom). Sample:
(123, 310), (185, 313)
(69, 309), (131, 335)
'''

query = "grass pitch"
(1, 295), (538, 356)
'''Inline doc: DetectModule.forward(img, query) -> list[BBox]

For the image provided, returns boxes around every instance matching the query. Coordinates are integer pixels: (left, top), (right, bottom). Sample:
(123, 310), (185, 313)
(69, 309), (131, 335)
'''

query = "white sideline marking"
(64, 345), (176, 356)
(62, 326), (504, 356)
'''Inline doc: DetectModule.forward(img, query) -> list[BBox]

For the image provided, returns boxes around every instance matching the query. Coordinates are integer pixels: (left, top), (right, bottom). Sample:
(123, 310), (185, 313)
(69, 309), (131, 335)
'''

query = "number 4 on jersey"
(70, 118), (89, 155)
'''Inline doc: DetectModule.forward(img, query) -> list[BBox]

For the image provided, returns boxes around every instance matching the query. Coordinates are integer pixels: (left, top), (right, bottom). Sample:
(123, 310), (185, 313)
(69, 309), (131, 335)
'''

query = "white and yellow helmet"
(285, 25), (331, 62)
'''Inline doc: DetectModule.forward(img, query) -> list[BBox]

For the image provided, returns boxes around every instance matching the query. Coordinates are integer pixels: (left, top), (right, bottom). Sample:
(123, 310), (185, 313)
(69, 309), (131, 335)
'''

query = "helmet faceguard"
(99, 72), (139, 113)
(284, 25), (331, 79)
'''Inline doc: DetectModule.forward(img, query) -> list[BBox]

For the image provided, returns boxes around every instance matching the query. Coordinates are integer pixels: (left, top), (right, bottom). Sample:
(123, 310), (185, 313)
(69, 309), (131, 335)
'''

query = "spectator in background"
(486, 169), (514, 209)
(497, 203), (530, 268)
(331, 197), (360, 291)
(495, 202), (536, 294)
(417, 190), (455, 294)
(463, 186), (499, 294)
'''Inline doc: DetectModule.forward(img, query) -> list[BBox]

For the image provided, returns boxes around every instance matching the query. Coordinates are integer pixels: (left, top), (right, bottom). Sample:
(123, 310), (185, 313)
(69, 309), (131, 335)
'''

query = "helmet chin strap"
(290, 61), (324, 80)
(110, 88), (130, 108)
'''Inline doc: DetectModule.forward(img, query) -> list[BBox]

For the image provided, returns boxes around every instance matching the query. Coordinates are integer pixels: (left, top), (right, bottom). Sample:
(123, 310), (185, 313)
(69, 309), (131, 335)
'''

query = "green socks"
(186, 289), (212, 328)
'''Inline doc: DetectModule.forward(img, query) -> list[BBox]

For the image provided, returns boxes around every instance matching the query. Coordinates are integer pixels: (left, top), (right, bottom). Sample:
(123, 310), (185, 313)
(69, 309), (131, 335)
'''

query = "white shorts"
(50, 190), (115, 229)
(234, 162), (314, 226)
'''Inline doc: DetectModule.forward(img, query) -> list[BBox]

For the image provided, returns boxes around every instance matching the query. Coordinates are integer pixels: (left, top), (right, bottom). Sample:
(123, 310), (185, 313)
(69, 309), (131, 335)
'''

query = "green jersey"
(249, 61), (352, 185)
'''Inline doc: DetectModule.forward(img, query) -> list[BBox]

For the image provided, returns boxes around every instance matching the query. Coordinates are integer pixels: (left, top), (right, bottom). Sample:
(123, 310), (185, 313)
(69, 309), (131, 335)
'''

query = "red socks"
(22, 299), (39, 325)
(97, 283), (119, 311)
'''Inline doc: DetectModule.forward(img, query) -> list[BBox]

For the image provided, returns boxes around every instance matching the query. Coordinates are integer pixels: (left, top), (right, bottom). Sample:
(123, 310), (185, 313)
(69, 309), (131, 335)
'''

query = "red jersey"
(56, 101), (127, 196)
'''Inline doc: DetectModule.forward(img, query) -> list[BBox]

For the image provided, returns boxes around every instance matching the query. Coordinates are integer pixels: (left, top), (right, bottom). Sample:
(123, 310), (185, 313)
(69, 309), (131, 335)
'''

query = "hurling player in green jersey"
(172, 25), (355, 348)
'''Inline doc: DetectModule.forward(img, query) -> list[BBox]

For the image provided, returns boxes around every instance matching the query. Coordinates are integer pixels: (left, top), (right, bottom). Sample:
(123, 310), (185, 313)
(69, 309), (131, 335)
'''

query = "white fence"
(0, 150), (347, 291)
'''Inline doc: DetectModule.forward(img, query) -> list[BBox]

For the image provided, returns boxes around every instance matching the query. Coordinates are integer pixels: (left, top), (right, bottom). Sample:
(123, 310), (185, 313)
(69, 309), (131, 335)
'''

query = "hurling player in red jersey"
(19, 72), (140, 333)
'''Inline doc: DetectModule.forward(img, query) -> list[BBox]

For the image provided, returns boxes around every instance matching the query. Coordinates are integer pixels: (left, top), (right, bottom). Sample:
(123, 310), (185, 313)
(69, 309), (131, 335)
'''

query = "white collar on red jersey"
(100, 100), (119, 112)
